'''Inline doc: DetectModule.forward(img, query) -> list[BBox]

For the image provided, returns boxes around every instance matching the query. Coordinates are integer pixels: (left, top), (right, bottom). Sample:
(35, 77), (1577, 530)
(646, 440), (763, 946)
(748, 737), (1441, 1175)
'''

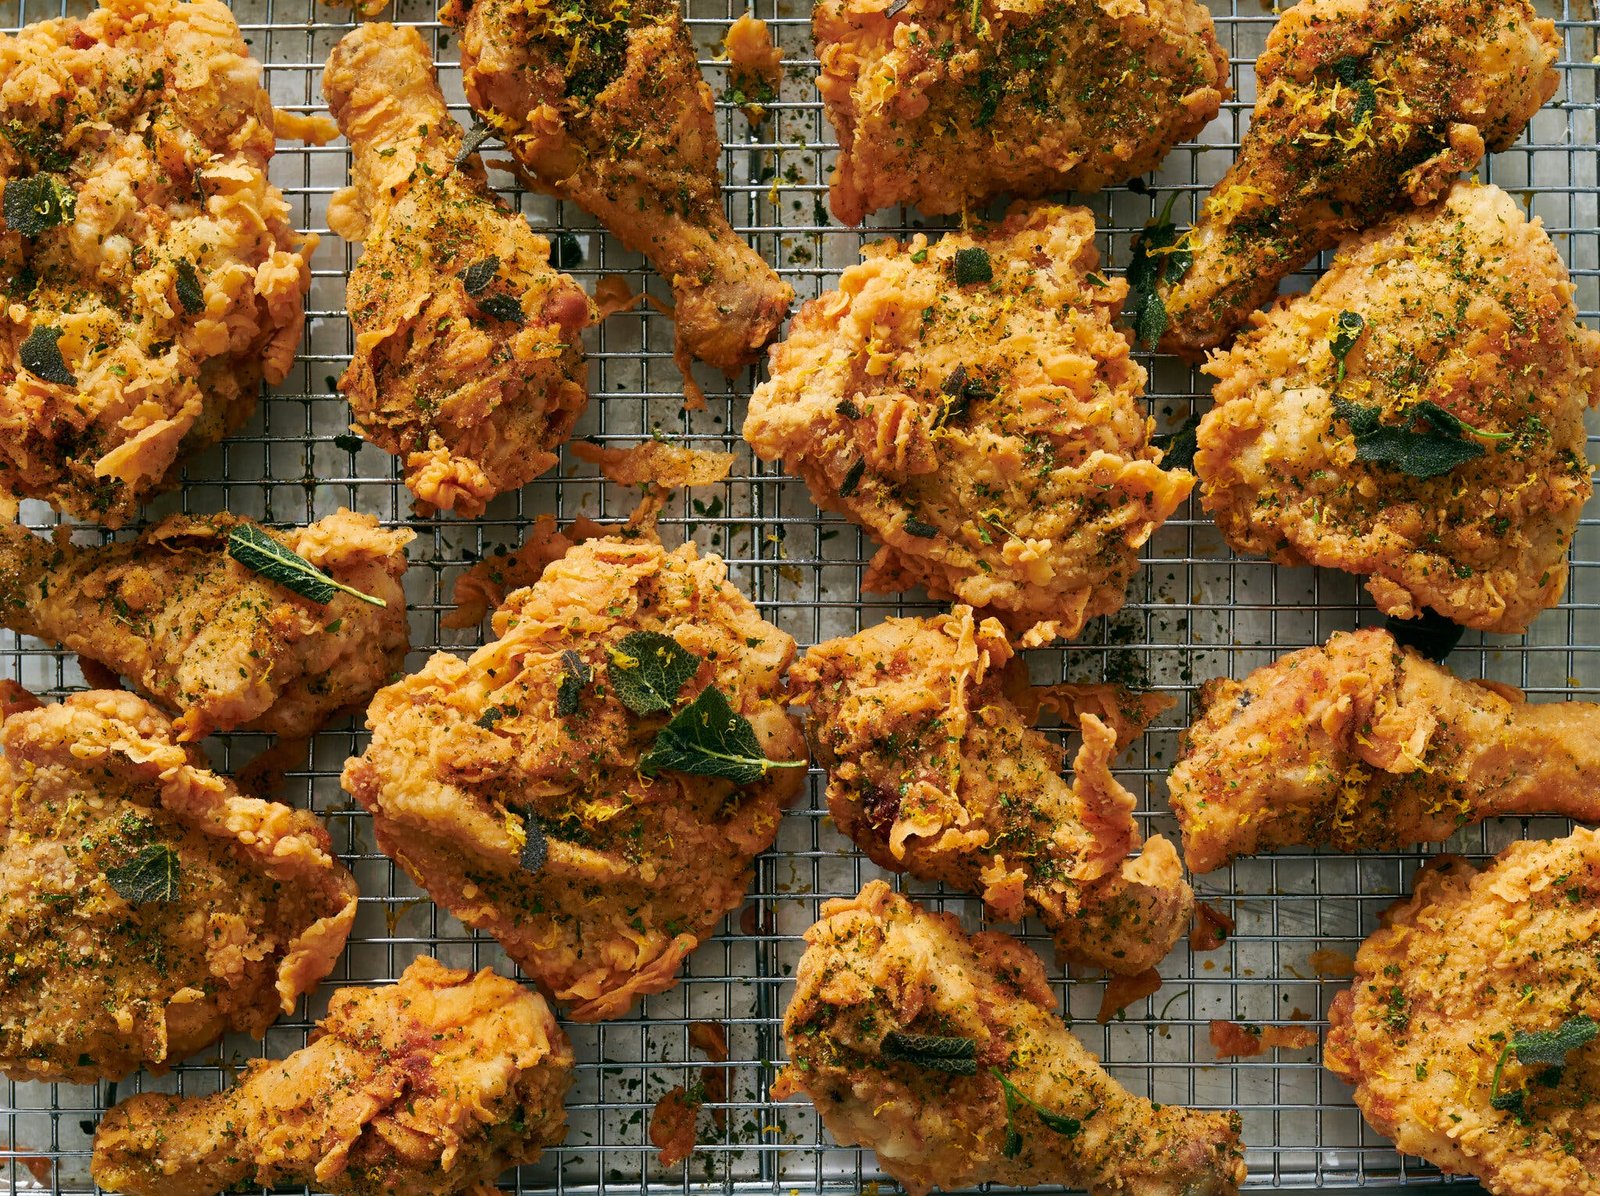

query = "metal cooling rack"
(1, 0), (1596, 1189)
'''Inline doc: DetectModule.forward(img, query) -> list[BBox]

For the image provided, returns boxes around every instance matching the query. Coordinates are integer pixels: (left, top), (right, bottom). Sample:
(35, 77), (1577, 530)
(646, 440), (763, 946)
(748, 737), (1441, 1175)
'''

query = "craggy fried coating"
(0, 689), (358, 1084)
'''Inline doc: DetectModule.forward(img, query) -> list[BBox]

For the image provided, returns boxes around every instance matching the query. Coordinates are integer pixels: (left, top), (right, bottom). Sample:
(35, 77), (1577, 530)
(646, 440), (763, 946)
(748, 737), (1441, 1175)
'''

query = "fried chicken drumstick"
(92, 956), (574, 1196)
(791, 607), (1192, 975)
(323, 24), (593, 518)
(1169, 628), (1600, 872)
(774, 882), (1246, 1196)
(0, 688), (357, 1084)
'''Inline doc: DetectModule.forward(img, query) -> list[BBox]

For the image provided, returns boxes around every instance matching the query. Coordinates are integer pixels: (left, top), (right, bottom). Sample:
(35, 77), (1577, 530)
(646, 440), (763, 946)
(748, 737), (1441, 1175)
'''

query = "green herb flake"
(477, 704), (515, 729)
(881, 1031), (977, 1074)
(557, 649), (591, 717)
(1328, 310), (1365, 384)
(607, 630), (699, 715)
(19, 325), (75, 386)
(952, 246), (993, 286)
(175, 260), (205, 315)
(639, 684), (803, 785)
(460, 256), (500, 295)
(1124, 192), (1192, 350)
(3, 174), (75, 237)
(904, 518), (939, 538)
(836, 398), (862, 420)
(838, 458), (867, 498)
(105, 844), (180, 905)
(1152, 413), (1202, 471)
(518, 810), (549, 875)
(909, 247), (929, 264)
(227, 523), (386, 607)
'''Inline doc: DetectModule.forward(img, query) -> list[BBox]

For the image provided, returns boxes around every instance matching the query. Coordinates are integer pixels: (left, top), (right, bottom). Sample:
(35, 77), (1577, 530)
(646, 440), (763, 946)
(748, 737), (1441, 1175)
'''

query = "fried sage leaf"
(639, 685), (801, 785)
(19, 325), (75, 385)
(608, 630), (700, 716)
(105, 844), (180, 905)
(227, 523), (386, 608)
(882, 1031), (977, 1075)
(3, 174), (75, 237)
(1125, 192), (1192, 350)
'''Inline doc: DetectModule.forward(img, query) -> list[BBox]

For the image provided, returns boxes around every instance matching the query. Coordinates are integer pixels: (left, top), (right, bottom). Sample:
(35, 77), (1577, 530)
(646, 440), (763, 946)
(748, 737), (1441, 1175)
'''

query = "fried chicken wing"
(0, 688), (358, 1084)
(1156, 0), (1559, 354)
(0, 0), (319, 526)
(814, 0), (1227, 225)
(443, 0), (791, 374)
(323, 25), (593, 519)
(342, 534), (807, 1021)
(1169, 628), (1600, 873)
(1325, 831), (1600, 1196)
(745, 203), (1193, 645)
(792, 607), (1191, 974)
(773, 882), (1246, 1196)
(0, 510), (412, 741)
(92, 956), (573, 1196)
(1195, 182), (1600, 633)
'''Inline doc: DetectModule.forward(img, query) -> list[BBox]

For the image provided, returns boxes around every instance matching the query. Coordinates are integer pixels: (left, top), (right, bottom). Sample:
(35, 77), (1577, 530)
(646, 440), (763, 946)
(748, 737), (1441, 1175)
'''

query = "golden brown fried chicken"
(1169, 628), (1600, 873)
(342, 534), (807, 1021)
(1195, 183), (1600, 633)
(792, 607), (1191, 975)
(0, 510), (412, 741)
(1156, 0), (1559, 354)
(745, 203), (1193, 646)
(1325, 831), (1600, 1196)
(323, 24), (593, 519)
(773, 882), (1246, 1196)
(92, 956), (573, 1196)
(0, 688), (357, 1084)
(0, 0), (320, 526)
(814, 0), (1227, 225)
(444, 0), (792, 374)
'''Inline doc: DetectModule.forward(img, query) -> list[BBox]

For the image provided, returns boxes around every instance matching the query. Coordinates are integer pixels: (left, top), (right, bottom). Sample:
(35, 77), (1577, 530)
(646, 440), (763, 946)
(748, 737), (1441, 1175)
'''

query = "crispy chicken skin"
(0, 688), (358, 1085)
(773, 882), (1246, 1196)
(814, 0), (1227, 225)
(791, 608), (1192, 975)
(342, 535), (808, 1021)
(443, 0), (791, 373)
(0, 510), (412, 741)
(1325, 831), (1600, 1196)
(0, 0), (319, 526)
(1169, 628), (1600, 873)
(1157, 0), (1559, 354)
(92, 956), (574, 1196)
(323, 25), (593, 519)
(1196, 183), (1600, 634)
(745, 203), (1193, 646)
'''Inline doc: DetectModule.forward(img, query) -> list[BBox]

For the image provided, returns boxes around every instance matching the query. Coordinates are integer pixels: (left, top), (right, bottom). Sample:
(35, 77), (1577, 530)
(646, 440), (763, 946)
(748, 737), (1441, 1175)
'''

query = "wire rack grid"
(1, 0), (1597, 1190)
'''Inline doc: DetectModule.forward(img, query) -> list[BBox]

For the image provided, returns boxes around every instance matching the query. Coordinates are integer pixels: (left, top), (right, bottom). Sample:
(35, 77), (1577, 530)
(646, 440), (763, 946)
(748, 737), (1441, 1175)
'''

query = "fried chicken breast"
(342, 534), (808, 1021)
(773, 882), (1246, 1196)
(444, 0), (791, 374)
(0, 0), (319, 526)
(1157, 0), (1559, 354)
(0, 510), (412, 741)
(0, 688), (358, 1084)
(1195, 183), (1600, 634)
(323, 24), (593, 519)
(1325, 831), (1600, 1196)
(745, 202), (1193, 646)
(791, 607), (1192, 975)
(815, 0), (1227, 225)
(1170, 628), (1600, 873)
(92, 956), (573, 1196)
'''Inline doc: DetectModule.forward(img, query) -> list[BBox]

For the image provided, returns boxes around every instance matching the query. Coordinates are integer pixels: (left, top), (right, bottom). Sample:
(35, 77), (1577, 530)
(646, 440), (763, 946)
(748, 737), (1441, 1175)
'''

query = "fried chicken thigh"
(343, 534), (807, 1021)
(1157, 0), (1559, 354)
(323, 24), (593, 519)
(0, 510), (412, 740)
(0, 688), (357, 1084)
(745, 203), (1193, 645)
(773, 882), (1246, 1196)
(1325, 831), (1600, 1196)
(444, 0), (791, 373)
(814, 0), (1227, 224)
(0, 0), (319, 525)
(1196, 183), (1600, 633)
(1169, 628), (1600, 872)
(792, 607), (1191, 974)
(92, 956), (574, 1196)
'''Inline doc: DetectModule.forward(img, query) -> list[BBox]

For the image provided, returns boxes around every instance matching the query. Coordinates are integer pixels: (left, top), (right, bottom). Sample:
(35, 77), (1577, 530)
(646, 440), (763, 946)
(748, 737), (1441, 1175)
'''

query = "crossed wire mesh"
(1, 0), (1597, 1189)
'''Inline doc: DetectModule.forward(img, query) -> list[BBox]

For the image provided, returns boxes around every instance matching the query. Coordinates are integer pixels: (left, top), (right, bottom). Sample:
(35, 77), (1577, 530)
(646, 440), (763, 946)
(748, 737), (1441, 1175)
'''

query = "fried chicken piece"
(0, 689), (358, 1084)
(1156, 0), (1559, 354)
(814, 0), (1227, 225)
(773, 882), (1246, 1196)
(0, 510), (412, 741)
(444, 0), (792, 374)
(323, 25), (593, 519)
(745, 203), (1192, 646)
(1196, 183), (1600, 633)
(792, 607), (1191, 974)
(1169, 627), (1600, 873)
(0, 0), (319, 526)
(342, 535), (808, 1021)
(91, 956), (574, 1196)
(1325, 831), (1600, 1196)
